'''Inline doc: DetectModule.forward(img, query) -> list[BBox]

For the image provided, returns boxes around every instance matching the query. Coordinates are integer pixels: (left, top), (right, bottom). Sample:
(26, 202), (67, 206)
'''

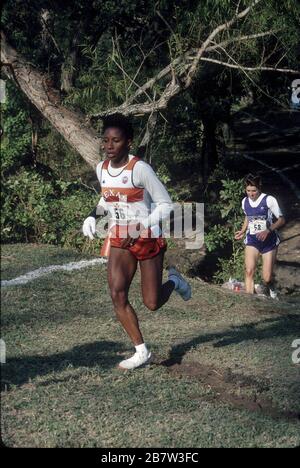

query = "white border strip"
(1, 258), (107, 287)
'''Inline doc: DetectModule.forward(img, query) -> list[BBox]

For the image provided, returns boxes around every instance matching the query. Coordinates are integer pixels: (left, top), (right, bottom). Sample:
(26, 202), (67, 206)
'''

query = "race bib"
(112, 204), (128, 221)
(249, 219), (267, 235)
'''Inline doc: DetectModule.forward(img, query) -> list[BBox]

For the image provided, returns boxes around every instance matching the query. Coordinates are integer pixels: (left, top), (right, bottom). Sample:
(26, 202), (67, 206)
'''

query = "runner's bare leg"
(108, 247), (143, 345)
(245, 246), (259, 294)
(140, 251), (175, 310)
(262, 248), (277, 284)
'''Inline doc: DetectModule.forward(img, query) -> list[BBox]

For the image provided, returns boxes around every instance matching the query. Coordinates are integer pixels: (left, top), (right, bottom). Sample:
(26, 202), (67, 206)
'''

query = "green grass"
(1, 243), (93, 280)
(1, 244), (300, 447)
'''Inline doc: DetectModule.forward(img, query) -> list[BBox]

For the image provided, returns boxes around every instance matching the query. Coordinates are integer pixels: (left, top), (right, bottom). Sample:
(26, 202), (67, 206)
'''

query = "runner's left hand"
(256, 229), (270, 241)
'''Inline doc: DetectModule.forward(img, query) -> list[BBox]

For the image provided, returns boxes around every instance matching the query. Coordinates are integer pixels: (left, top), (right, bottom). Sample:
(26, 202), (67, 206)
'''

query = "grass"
(1, 243), (300, 447)
(1, 243), (93, 280)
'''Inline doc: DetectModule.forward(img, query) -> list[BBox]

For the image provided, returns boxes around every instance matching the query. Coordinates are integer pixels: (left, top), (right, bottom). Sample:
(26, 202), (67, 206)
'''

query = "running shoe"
(168, 267), (192, 301)
(118, 351), (152, 370)
(255, 283), (268, 297)
(269, 287), (279, 300)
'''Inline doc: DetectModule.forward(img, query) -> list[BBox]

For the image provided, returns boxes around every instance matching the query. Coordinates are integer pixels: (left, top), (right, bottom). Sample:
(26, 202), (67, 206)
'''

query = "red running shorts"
(100, 225), (167, 261)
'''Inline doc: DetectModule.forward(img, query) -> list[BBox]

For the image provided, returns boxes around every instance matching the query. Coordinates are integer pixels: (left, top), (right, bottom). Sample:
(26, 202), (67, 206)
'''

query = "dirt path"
(276, 219), (300, 294)
(161, 361), (299, 422)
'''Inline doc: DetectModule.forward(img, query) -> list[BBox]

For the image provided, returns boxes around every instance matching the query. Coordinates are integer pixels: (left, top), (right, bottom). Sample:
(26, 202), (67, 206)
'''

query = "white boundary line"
(1, 258), (107, 287)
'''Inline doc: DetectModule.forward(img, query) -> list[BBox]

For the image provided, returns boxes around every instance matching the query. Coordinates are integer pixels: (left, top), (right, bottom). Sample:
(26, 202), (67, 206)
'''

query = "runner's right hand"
(82, 216), (96, 240)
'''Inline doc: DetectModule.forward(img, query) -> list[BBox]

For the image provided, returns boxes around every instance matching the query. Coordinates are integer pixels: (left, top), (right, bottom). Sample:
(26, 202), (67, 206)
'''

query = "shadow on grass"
(277, 260), (300, 269)
(162, 314), (300, 366)
(2, 340), (127, 388)
(281, 233), (300, 244)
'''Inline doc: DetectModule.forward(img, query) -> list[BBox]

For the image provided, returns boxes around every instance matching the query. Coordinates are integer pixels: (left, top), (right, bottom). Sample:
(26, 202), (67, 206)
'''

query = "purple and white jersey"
(242, 193), (283, 238)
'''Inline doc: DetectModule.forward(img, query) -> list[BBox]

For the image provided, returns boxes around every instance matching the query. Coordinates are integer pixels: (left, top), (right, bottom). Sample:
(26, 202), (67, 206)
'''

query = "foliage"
(204, 174), (263, 283)
(0, 82), (99, 252)
(2, 169), (57, 243)
(0, 81), (32, 174)
(37, 124), (90, 181)
(1, 0), (299, 259)
(204, 175), (246, 282)
(214, 245), (262, 285)
(1, 168), (102, 252)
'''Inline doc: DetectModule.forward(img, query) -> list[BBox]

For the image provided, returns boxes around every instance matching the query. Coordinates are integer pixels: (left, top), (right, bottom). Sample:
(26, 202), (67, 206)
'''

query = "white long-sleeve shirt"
(96, 155), (173, 235)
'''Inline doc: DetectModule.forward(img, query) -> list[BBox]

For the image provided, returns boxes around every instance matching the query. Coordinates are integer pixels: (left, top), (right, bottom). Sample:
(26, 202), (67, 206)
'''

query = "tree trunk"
(195, 96), (219, 184)
(61, 35), (79, 93)
(61, 49), (77, 93)
(1, 31), (101, 169)
(201, 118), (218, 182)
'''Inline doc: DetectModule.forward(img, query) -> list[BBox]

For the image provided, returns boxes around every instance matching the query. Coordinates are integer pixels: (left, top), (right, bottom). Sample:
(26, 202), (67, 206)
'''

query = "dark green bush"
(1, 168), (103, 254)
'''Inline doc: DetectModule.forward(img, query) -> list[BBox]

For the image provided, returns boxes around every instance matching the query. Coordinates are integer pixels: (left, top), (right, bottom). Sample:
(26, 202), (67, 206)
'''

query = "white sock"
(135, 343), (148, 355)
(169, 275), (179, 289)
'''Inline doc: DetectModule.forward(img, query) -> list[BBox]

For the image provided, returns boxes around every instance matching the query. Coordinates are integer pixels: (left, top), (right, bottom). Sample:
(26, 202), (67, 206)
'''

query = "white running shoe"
(118, 351), (152, 370)
(168, 267), (192, 301)
(269, 288), (279, 300)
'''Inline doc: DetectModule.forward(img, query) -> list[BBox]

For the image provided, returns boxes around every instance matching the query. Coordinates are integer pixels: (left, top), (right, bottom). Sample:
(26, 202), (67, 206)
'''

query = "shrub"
(205, 176), (263, 284)
(205, 176), (245, 283)
(1, 168), (103, 254)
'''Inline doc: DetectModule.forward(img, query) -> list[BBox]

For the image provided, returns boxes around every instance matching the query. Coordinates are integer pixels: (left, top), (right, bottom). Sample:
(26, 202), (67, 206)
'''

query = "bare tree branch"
(89, 20), (297, 119)
(125, 56), (188, 105)
(139, 111), (158, 148)
(137, 111), (158, 158)
(95, 79), (181, 118)
(112, 33), (129, 100)
(126, 40), (166, 95)
(206, 31), (277, 53)
(206, 42), (296, 108)
(90, 1), (283, 120)
(235, 0), (242, 15)
(124, 30), (277, 94)
(184, 0), (263, 88)
(90, 28), (279, 121)
(40, 10), (63, 57)
(199, 57), (300, 74)
(111, 46), (152, 104)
